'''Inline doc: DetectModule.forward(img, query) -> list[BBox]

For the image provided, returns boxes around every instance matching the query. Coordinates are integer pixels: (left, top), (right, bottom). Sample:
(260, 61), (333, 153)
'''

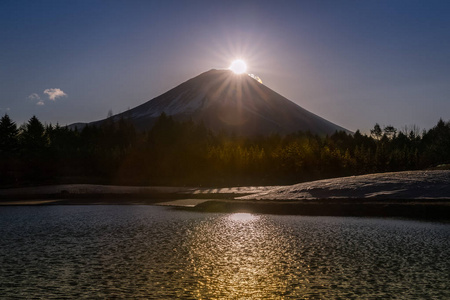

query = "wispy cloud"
(28, 93), (41, 100)
(28, 93), (44, 106)
(44, 88), (67, 101)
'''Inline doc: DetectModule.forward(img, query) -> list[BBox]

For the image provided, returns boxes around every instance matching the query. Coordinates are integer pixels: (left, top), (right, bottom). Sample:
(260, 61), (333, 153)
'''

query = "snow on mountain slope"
(73, 69), (349, 135)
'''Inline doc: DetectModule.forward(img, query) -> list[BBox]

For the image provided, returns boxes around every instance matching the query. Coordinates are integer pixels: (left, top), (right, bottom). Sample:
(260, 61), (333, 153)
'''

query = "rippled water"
(0, 206), (449, 299)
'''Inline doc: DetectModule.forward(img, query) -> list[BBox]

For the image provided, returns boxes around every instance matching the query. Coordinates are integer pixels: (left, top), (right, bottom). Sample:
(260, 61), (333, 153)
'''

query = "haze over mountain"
(71, 69), (348, 136)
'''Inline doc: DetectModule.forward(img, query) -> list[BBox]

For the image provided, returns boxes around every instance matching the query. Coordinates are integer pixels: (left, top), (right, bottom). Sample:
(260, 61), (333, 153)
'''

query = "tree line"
(1, 113), (450, 187)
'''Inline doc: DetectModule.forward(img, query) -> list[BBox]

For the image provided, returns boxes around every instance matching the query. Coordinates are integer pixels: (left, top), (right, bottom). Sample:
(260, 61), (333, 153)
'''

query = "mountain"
(71, 69), (349, 135)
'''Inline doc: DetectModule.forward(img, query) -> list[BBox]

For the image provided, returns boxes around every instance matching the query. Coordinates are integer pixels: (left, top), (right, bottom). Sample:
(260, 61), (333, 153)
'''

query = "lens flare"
(229, 60), (247, 74)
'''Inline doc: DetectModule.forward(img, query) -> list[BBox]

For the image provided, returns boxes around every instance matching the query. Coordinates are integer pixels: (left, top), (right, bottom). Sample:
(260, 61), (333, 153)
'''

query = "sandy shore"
(1, 170), (449, 220)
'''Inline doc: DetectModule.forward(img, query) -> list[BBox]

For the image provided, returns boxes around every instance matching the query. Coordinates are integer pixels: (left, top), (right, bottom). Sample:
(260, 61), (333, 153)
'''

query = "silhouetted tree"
(370, 123), (382, 140)
(20, 116), (47, 151)
(17, 116), (53, 181)
(383, 125), (397, 139)
(0, 114), (18, 155)
(422, 119), (450, 165)
(0, 114), (20, 185)
(3, 113), (450, 187)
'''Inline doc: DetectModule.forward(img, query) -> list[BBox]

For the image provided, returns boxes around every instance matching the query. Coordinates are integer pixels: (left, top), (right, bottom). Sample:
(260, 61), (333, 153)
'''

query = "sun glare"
(228, 213), (257, 222)
(229, 59), (247, 74)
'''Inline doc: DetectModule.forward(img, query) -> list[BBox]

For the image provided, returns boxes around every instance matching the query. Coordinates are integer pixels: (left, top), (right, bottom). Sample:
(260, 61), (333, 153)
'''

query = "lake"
(0, 206), (449, 299)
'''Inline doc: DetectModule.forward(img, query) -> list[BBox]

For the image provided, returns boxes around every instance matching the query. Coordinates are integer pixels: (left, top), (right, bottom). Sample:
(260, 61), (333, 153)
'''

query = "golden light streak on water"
(228, 212), (256, 222)
(1, 207), (449, 298)
(186, 214), (303, 298)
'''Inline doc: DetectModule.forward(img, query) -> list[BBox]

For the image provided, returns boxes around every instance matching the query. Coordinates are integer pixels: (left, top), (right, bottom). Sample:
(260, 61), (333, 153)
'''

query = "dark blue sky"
(1, 0), (449, 132)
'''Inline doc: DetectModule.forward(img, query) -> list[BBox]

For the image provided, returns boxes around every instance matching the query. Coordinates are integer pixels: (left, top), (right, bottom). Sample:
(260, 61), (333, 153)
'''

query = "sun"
(229, 59), (247, 74)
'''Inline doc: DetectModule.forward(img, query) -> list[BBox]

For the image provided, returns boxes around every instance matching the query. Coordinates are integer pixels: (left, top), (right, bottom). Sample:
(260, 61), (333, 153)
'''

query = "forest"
(1, 113), (450, 187)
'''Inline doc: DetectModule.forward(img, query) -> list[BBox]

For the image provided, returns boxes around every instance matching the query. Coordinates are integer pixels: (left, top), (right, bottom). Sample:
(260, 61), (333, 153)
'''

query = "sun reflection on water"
(228, 212), (257, 222)
(1, 207), (448, 298)
(186, 214), (297, 298)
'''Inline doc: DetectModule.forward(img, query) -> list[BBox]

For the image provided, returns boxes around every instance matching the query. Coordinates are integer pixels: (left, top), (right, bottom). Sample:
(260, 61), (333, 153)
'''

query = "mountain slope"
(74, 69), (348, 135)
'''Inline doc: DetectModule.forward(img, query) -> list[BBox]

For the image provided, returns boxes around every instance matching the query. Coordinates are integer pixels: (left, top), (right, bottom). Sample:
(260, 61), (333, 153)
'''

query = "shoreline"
(1, 170), (450, 221)
(0, 197), (449, 222)
(1, 192), (449, 222)
(181, 199), (450, 222)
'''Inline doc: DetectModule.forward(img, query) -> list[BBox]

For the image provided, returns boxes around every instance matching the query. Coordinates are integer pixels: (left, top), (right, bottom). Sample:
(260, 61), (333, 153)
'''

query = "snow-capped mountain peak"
(72, 69), (349, 136)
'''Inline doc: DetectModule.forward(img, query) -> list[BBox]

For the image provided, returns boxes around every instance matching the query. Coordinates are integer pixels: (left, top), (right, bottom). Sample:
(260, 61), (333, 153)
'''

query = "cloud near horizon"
(44, 88), (67, 101)
(28, 93), (41, 100)
(28, 93), (44, 106)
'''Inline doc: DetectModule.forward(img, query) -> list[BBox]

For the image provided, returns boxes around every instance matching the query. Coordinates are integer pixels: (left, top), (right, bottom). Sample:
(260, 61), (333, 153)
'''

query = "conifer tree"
(0, 114), (19, 155)
(20, 115), (47, 151)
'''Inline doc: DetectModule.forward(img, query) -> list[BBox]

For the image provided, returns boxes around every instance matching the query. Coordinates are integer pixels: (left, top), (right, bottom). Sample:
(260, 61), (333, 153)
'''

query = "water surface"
(0, 206), (449, 299)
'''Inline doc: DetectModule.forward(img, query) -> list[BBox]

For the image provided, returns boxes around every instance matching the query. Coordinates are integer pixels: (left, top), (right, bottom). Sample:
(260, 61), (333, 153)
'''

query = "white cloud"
(248, 73), (263, 84)
(28, 93), (43, 105)
(28, 93), (41, 100)
(44, 88), (67, 101)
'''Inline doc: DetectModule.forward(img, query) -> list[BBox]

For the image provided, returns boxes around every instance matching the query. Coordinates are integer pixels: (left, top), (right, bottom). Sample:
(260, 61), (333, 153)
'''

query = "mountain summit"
(74, 69), (348, 135)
